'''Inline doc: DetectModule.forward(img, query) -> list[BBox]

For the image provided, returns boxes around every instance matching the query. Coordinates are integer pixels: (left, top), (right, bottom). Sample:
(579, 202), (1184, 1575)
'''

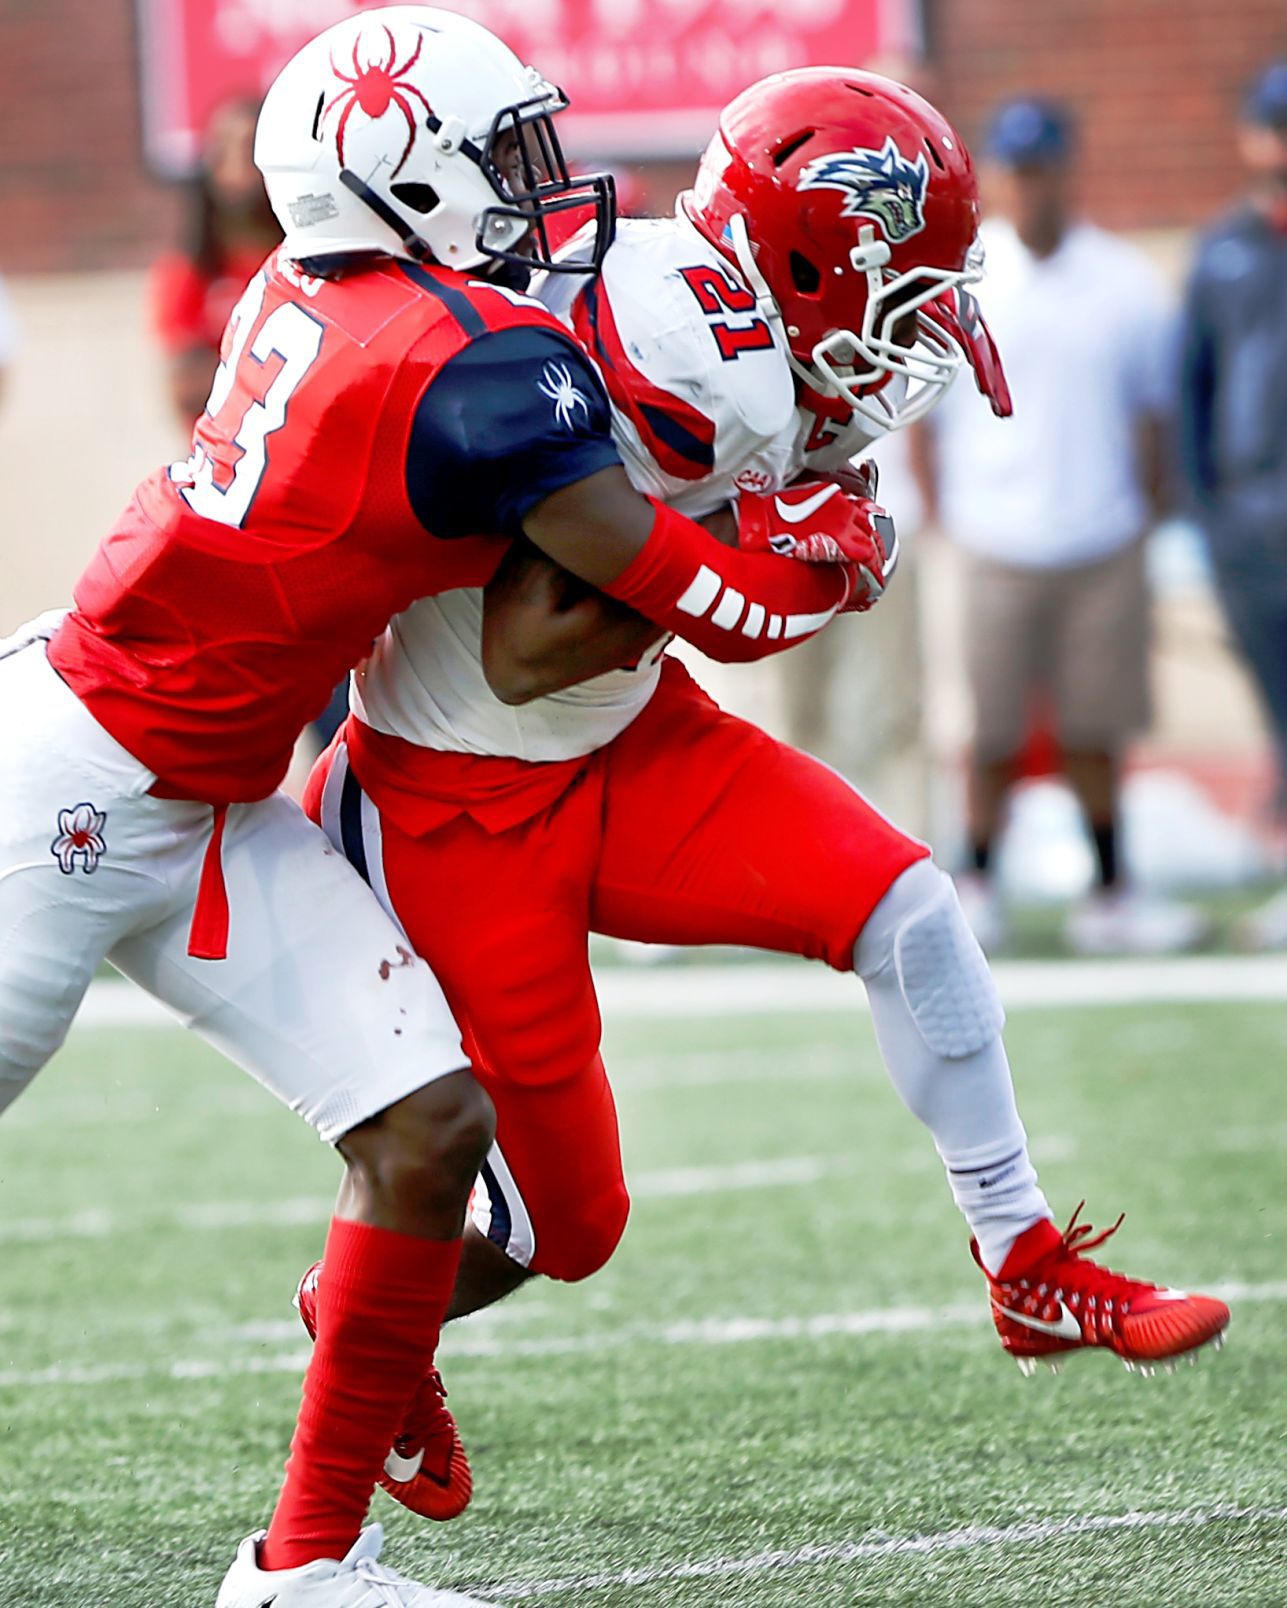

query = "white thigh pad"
(891, 867), (1005, 1059)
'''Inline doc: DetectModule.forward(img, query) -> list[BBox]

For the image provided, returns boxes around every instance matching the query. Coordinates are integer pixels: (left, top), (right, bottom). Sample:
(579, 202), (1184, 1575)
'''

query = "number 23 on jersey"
(170, 271), (326, 529)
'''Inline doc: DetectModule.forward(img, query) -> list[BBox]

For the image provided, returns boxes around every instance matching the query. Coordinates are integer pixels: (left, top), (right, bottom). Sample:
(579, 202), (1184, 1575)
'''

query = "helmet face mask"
(805, 230), (983, 431)
(465, 91), (617, 276)
(684, 68), (985, 434)
(256, 6), (615, 278)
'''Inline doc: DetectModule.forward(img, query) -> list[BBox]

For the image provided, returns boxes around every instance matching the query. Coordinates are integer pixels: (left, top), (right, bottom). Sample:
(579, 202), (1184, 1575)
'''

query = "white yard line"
(481, 1503), (1287, 1601)
(71, 954), (1287, 1035)
(1, 1280), (1282, 1391)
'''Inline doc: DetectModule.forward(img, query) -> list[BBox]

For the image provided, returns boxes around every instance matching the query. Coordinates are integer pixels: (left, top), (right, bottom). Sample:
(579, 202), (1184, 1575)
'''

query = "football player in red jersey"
(293, 67), (1230, 1530)
(0, 11), (896, 1605)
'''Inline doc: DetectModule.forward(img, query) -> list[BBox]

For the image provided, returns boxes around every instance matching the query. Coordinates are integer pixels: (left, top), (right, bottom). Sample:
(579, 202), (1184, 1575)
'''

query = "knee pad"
(857, 860), (1004, 1059)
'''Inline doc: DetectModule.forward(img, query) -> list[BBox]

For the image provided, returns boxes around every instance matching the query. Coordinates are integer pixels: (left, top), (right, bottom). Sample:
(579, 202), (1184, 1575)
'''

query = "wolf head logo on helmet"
(797, 138), (929, 242)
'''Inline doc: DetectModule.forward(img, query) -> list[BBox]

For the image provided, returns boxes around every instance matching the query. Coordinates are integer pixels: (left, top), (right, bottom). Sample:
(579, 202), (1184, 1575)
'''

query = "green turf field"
(1, 988), (1284, 1606)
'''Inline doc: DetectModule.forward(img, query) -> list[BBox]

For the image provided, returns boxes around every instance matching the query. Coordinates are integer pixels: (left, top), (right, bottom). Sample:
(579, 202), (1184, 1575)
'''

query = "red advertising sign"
(136, 0), (916, 173)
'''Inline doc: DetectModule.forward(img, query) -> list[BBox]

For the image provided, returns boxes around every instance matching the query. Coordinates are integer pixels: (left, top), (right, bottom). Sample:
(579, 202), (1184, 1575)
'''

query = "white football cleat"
(216, 1523), (499, 1607)
(1064, 887), (1207, 956)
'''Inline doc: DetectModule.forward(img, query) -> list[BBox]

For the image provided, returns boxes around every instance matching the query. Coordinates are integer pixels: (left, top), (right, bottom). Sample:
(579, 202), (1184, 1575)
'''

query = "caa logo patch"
(798, 138), (929, 242)
(734, 467), (773, 493)
(51, 802), (107, 875)
(538, 360), (592, 430)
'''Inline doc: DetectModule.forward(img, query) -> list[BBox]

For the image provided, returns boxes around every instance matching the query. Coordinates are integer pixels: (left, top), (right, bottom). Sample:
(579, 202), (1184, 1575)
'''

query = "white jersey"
(354, 216), (881, 761)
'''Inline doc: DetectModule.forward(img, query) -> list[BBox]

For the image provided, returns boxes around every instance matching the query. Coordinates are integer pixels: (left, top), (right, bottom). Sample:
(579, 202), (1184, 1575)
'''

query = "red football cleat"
(295, 1260), (473, 1521)
(973, 1205), (1230, 1376)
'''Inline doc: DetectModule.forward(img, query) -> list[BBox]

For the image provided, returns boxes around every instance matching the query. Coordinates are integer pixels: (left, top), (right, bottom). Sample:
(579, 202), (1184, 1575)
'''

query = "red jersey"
(49, 250), (620, 804)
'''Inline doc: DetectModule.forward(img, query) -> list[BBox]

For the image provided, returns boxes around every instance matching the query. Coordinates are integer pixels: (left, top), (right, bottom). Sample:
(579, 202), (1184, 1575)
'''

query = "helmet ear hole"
(789, 251), (822, 295)
(390, 182), (442, 215)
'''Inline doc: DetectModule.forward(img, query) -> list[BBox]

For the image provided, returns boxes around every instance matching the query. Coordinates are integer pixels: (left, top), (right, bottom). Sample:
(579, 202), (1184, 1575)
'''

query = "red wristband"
(601, 500), (850, 662)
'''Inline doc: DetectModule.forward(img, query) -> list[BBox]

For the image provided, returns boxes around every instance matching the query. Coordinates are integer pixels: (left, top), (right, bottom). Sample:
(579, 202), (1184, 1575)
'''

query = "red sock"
(260, 1217), (462, 1571)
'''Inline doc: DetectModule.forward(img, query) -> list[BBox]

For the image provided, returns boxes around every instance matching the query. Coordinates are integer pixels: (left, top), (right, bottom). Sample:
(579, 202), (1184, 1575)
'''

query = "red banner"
(136, 0), (915, 173)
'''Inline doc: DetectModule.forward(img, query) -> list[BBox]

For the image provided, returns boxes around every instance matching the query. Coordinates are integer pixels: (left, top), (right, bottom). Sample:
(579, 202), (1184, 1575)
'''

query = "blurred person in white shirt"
(777, 427), (933, 837)
(922, 98), (1204, 955)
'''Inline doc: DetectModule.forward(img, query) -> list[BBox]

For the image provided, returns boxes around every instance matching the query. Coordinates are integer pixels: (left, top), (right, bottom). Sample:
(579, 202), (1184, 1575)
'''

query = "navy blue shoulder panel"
(406, 324), (622, 540)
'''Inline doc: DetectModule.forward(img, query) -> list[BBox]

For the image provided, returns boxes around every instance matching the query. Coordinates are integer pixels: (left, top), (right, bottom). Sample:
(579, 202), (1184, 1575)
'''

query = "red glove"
(922, 287), (1012, 418)
(738, 474), (897, 613)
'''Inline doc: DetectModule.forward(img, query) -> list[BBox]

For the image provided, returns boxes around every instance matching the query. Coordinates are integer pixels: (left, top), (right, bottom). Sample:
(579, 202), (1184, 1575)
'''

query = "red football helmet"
(682, 68), (989, 433)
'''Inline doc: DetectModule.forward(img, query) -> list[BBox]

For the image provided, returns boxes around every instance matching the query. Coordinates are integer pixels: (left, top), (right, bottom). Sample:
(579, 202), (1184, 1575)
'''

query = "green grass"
(1, 995), (1284, 1606)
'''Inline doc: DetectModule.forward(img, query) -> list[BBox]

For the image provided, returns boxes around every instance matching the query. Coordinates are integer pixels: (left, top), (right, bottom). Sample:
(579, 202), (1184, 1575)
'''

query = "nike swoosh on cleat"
(384, 1446), (425, 1482)
(774, 484), (840, 524)
(993, 1298), (1082, 1340)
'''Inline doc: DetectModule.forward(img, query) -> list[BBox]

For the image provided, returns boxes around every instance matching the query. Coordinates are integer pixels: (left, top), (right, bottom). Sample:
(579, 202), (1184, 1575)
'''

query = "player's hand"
(737, 476), (897, 612)
(921, 287), (1012, 417)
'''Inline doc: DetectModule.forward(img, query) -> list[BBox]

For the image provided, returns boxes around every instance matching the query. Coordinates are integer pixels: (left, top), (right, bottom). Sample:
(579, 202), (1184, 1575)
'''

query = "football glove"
(922, 287), (1012, 418)
(737, 475), (897, 613)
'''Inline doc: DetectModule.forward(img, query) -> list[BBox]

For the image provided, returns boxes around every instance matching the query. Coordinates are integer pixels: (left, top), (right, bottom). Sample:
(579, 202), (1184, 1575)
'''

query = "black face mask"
(466, 91), (617, 276)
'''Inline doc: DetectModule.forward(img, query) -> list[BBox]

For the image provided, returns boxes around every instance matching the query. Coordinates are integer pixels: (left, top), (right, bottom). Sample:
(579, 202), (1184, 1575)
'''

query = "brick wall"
(0, 0), (177, 272)
(929, 0), (1287, 232)
(2, 1), (1285, 273)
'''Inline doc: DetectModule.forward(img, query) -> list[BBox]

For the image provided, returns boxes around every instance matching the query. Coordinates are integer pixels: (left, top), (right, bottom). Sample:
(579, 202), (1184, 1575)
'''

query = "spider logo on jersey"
(323, 25), (432, 176)
(51, 803), (107, 875)
(798, 138), (929, 242)
(538, 361), (592, 430)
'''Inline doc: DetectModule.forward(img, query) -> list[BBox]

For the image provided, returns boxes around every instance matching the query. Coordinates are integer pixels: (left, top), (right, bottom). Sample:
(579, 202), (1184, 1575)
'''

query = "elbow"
(481, 644), (553, 706)
(492, 679), (545, 707)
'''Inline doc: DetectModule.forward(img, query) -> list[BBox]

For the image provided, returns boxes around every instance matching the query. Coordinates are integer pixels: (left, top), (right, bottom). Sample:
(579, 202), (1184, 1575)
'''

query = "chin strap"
(339, 168), (434, 264)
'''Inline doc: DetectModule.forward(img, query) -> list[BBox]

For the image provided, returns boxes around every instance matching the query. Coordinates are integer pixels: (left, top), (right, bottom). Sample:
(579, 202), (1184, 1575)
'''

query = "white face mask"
(802, 228), (981, 435)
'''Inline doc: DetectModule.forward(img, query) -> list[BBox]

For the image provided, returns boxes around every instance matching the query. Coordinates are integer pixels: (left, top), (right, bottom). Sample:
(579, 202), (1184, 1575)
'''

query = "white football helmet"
(254, 5), (614, 276)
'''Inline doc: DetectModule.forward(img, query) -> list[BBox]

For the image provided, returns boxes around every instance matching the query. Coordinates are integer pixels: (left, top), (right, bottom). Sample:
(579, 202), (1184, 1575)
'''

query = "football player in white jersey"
(295, 70), (1229, 1524)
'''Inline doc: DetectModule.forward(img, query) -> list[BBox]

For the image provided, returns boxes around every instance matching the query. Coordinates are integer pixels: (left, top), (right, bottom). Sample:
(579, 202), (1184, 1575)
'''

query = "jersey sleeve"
(559, 220), (799, 517)
(405, 325), (623, 540)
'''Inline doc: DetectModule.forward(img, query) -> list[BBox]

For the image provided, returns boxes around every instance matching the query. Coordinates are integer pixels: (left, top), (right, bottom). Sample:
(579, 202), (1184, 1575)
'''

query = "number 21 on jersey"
(170, 272), (325, 528)
(677, 264), (776, 362)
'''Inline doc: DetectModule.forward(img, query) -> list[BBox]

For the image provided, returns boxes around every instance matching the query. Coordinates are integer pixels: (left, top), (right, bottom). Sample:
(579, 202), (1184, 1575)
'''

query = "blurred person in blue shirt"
(1178, 62), (1287, 947)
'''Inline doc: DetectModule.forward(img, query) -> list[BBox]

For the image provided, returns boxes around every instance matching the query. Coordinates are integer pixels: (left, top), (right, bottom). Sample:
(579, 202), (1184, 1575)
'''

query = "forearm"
(486, 598), (662, 704)
(523, 472), (852, 664)
(597, 500), (851, 663)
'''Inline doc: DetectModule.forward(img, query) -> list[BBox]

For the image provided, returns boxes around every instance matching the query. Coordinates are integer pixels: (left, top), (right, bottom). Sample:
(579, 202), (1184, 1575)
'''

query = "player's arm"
(408, 327), (873, 666)
(481, 506), (739, 704)
(480, 540), (662, 704)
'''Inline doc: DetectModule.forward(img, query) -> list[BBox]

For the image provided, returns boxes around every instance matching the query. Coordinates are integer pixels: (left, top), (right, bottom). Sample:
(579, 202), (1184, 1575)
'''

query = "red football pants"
(305, 659), (926, 1282)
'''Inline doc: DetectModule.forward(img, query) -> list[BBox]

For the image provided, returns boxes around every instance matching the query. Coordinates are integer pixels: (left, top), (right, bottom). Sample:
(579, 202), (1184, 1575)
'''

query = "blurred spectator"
(778, 429), (934, 838)
(0, 274), (17, 407)
(1178, 62), (1287, 950)
(150, 97), (280, 427)
(775, 55), (940, 839)
(923, 98), (1204, 954)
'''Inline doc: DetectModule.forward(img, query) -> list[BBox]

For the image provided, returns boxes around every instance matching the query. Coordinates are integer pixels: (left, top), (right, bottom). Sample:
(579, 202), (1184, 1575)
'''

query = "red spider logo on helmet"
(323, 26), (432, 176)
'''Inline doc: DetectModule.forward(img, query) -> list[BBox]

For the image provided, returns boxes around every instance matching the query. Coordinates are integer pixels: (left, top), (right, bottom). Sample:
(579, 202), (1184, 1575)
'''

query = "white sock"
(854, 861), (1051, 1273)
